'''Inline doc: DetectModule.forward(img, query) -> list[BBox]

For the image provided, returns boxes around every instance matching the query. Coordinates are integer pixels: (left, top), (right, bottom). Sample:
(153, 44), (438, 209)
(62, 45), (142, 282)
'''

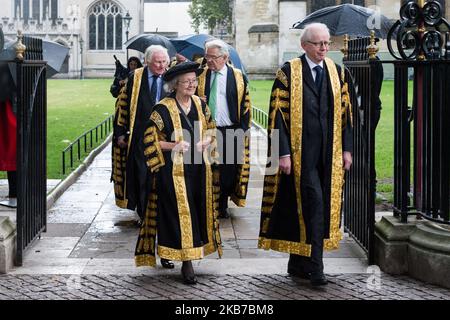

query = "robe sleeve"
(143, 108), (167, 173)
(269, 64), (291, 157)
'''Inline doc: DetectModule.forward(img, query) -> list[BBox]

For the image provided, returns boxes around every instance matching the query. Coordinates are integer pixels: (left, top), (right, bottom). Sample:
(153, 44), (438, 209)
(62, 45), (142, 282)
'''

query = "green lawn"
(2, 78), (402, 194)
(47, 79), (115, 178)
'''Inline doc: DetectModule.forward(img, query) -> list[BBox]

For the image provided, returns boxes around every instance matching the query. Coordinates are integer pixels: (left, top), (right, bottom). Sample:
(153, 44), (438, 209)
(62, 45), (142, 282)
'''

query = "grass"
(2, 78), (405, 197)
(47, 79), (116, 178)
(248, 79), (413, 197)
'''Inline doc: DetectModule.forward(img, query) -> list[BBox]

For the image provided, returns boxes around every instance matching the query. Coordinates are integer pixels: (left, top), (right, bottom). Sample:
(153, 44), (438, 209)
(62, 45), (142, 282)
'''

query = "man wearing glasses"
(258, 23), (353, 286)
(197, 39), (251, 219)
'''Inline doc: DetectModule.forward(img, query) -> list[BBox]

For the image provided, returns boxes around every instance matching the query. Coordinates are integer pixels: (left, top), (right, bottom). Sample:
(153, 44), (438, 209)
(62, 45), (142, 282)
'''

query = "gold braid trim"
(258, 238), (311, 256)
(233, 68), (244, 121)
(163, 97), (194, 250)
(193, 95), (222, 258)
(324, 57), (345, 251)
(276, 69), (289, 88)
(126, 67), (144, 156)
(289, 58), (307, 245)
(143, 125), (165, 173)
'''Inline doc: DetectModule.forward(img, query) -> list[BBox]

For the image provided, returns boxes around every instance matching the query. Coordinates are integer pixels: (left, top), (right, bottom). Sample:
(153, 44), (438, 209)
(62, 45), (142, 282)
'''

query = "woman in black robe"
(135, 61), (222, 284)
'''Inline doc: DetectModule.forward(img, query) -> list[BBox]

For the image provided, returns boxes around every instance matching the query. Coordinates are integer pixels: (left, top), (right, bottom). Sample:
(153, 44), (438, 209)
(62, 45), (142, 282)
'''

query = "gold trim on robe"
(258, 57), (349, 256)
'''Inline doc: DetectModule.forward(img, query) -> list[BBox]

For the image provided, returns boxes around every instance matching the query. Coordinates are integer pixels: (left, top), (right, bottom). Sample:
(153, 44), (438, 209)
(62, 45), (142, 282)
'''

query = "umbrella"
(125, 33), (176, 57)
(170, 34), (246, 73)
(0, 39), (69, 78)
(292, 4), (394, 39)
(42, 40), (70, 77)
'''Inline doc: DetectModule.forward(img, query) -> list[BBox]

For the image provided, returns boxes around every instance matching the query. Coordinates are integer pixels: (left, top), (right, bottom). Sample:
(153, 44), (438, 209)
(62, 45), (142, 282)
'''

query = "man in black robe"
(196, 39), (251, 219)
(258, 23), (353, 286)
(113, 45), (173, 268)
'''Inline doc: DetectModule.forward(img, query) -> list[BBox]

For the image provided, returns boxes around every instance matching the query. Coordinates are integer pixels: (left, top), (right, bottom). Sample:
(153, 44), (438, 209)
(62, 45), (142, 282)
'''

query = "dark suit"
(276, 55), (353, 275)
(114, 67), (170, 220)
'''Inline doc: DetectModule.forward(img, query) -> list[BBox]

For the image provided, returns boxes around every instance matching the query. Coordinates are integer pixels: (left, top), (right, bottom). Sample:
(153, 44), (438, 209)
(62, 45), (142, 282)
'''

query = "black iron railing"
(393, 60), (450, 224)
(61, 114), (113, 175)
(343, 36), (378, 264)
(14, 35), (47, 265)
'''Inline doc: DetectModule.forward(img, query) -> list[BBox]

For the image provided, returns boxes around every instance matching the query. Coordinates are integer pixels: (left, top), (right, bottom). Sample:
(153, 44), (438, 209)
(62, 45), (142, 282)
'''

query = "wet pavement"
(0, 128), (449, 300)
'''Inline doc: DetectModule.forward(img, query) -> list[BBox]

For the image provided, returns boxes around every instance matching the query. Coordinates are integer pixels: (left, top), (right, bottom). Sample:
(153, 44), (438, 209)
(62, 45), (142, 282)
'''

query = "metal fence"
(393, 61), (450, 224)
(15, 35), (47, 265)
(61, 114), (114, 175)
(342, 36), (378, 264)
(251, 105), (268, 129)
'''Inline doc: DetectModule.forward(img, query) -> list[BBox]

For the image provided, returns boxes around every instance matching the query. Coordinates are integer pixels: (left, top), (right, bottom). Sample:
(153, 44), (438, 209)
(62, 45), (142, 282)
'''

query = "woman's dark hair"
(127, 56), (143, 69)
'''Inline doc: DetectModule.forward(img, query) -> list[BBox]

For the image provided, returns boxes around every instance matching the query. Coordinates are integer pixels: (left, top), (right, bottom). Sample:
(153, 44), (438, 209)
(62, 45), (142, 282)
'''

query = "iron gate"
(342, 36), (379, 264)
(15, 35), (47, 265)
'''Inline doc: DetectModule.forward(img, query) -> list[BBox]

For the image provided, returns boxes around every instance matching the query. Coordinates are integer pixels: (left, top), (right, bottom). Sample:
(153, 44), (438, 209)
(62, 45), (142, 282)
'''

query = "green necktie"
(209, 71), (219, 119)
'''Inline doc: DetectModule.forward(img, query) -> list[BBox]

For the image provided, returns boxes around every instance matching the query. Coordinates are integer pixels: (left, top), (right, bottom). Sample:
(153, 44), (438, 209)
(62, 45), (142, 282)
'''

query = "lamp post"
(123, 11), (132, 60)
(79, 36), (84, 79)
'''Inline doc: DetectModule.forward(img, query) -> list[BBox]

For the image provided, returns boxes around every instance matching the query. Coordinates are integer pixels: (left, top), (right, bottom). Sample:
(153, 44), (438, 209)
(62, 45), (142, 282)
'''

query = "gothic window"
(14, 0), (57, 24)
(341, 0), (365, 6)
(88, 1), (123, 51)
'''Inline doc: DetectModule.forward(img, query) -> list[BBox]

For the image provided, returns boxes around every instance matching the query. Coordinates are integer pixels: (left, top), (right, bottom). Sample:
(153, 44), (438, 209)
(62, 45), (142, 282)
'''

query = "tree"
(188, 0), (232, 34)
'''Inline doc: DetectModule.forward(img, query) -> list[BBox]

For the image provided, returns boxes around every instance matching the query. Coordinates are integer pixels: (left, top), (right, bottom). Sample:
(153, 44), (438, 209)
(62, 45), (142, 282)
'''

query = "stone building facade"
(0, 0), (202, 78)
(234, 0), (450, 79)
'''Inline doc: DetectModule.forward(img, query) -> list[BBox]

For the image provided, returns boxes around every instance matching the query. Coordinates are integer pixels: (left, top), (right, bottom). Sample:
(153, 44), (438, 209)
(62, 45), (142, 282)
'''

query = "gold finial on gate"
(341, 34), (349, 59)
(14, 30), (26, 61)
(366, 30), (379, 60)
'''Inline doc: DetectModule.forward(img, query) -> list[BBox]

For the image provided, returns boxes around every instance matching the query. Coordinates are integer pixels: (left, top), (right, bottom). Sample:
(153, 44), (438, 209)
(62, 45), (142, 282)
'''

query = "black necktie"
(314, 65), (323, 92)
(150, 75), (159, 106)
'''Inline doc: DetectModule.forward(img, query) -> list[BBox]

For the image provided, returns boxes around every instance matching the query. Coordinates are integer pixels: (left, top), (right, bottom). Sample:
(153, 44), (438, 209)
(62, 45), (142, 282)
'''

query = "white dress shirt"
(210, 65), (232, 127)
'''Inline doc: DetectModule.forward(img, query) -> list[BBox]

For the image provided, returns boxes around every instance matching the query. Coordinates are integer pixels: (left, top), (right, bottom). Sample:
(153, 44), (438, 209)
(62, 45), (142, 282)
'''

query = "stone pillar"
(0, 217), (16, 274)
(375, 216), (450, 289)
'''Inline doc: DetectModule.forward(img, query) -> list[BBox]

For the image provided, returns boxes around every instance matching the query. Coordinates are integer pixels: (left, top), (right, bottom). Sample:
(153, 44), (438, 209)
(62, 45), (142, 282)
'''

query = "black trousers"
(288, 166), (325, 274)
(7, 171), (17, 198)
(217, 126), (239, 213)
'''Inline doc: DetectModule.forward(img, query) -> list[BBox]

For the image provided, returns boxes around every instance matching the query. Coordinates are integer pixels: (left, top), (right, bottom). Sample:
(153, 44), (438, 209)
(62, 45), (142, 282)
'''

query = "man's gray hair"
(205, 39), (229, 57)
(300, 23), (330, 43)
(145, 45), (170, 63)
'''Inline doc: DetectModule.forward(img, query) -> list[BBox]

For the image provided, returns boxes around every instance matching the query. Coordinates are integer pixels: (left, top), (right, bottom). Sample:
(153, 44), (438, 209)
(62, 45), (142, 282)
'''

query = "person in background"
(196, 39), (251, 219)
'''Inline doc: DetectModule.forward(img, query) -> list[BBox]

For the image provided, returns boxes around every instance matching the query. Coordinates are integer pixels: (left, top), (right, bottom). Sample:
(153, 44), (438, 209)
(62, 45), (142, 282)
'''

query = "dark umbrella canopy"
(169, 34), (246, 73)
(125, 33), (176, 57)
(292, 4), (394, 39)
(170, 34), (214, 61)
(0, 39), (69, 78)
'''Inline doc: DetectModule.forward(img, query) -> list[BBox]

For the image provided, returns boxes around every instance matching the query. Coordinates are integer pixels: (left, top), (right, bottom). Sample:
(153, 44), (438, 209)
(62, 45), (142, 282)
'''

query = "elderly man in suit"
(113, 45), (174, 269)
(196, 39), (251, 219)
(258, 23), (353, 286)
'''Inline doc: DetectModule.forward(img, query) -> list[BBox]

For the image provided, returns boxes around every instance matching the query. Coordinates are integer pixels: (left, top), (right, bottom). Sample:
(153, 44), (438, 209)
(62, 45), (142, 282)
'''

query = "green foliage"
(188, 0), (232, 33)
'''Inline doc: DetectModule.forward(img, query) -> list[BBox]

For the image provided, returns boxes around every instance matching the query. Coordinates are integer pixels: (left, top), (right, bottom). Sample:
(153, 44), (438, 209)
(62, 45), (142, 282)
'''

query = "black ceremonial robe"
(135, 94), (222, 266)
(258, 56), (353, 256)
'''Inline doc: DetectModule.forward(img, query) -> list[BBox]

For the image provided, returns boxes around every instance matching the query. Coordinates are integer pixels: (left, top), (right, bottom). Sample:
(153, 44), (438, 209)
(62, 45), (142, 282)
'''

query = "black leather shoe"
(287, 268), (311, 280)
(218, 210), (230, 219)
(181, 264), (197, 285)
(310, 272), (328, 286)
(161, 258), (174, 269)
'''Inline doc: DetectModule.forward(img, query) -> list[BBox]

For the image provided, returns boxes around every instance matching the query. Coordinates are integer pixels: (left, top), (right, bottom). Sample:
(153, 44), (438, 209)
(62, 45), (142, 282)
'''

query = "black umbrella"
(292, 4), (394, 39)
(125, 33), (176, 57)
(0, 39), (69, 78)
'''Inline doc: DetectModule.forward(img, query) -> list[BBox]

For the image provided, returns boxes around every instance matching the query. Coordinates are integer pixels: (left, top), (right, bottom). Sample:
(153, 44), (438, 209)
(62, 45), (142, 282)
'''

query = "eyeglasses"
(178, 79), (198, 86)
(307, 41), (332, 48)
(204, 54), (224, 61)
